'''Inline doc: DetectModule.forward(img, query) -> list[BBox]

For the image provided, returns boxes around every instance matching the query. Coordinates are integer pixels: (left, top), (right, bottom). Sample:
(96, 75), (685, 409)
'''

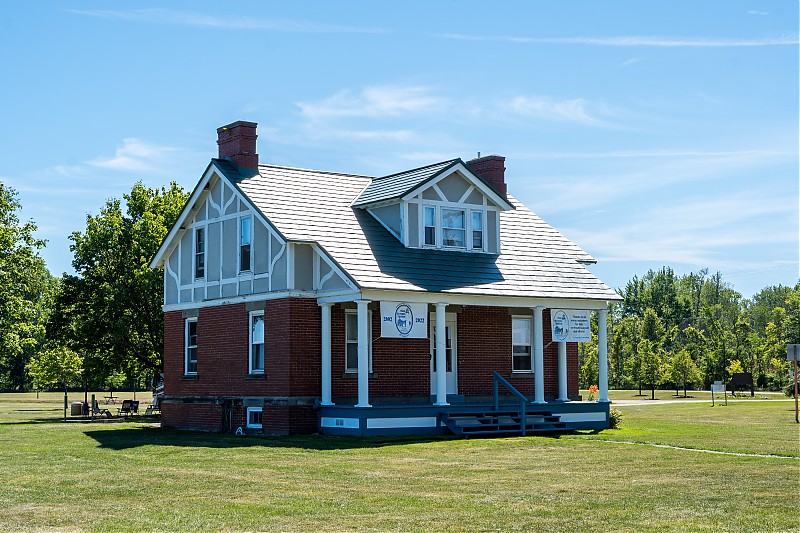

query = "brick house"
(150, 120), (622, 436)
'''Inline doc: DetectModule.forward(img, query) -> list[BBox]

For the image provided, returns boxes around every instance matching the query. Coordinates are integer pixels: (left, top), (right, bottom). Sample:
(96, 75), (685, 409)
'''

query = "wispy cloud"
(88, 138), (180, 173)
(65, 8), (386, 34)
(565, 189), (797, 267)
(747, 10), (769, 16)
(297, 86), (444, 120)
(504, 95), (606, 125)
(440, 33), (799, 47)
(513, 148), (791, 160)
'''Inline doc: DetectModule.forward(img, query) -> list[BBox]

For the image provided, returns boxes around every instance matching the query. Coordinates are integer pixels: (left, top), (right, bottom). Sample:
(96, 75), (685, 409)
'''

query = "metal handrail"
(492, 371), (529, 436)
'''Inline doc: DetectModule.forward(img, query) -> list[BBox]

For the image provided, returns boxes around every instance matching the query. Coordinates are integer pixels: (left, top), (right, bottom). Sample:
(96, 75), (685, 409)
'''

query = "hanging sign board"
(550, 309), (592, 342)
(380, 302), (428, 339)
(786, 344), (800, 361)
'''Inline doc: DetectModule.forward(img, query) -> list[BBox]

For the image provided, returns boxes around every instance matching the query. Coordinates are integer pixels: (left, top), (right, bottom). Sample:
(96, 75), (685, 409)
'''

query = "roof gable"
(352, 159), (514, 211)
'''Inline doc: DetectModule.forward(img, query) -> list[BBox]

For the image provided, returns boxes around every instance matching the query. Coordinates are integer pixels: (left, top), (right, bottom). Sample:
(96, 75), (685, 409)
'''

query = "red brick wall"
(162, 300), (581, 431)
(330, 304), (431, 399)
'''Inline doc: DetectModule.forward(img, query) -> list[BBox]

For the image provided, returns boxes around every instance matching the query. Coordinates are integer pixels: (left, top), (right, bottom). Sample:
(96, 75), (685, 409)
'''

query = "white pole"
(598, 308), (609, 403)
(355, 299), (371, 408)
(434, 302), (449, 406)
(557, 342), (569, 401)
(320, 303), (333, 406)
(533, 306), (545, 404)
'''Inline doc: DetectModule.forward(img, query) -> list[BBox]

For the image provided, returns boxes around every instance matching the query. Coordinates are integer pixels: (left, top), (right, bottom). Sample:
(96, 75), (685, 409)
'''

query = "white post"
(320, 303), (333, 406)
(356, 299), (371, 408)
(533, 306), (545, 404)
(598, 308), (609, 403)
(557, 342), (569, 402)
(434, 302), (448, 406)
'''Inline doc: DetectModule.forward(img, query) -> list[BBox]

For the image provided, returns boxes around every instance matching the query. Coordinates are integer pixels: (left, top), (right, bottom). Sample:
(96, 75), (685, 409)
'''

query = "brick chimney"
(465, 154), (506, 197)
(217, 120), (258, 170)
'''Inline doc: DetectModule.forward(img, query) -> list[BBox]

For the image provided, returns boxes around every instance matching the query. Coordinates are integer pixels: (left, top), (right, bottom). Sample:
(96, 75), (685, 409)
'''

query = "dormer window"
(472, 211), (483, 249)
(442, 208), (465, 248)
(424, 206), (436, 246)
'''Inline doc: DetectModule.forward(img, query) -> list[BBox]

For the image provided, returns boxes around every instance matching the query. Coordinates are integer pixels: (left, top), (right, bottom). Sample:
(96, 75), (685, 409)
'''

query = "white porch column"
(356, 299), (371, 408)
(598, 308), (610, 403)
(320, 303), (333, 406)
(532, 306), (546, 404)
(557, 342), (569, 402)
(434, 302), (449, 406)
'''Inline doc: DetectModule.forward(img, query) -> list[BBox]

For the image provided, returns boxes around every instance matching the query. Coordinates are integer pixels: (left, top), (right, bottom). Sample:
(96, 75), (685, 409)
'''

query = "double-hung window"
(194, 228), (205, 279)
(441, 208), (465, 248)
(240, 216), (252, 273)
(512, 317), (532, 372)
(471, 211), (484, 250)
(185, 318), (198, 375)
(249, 311), (264, 374)
(345, 311), (372, 373)
(423, 206), (436, 246)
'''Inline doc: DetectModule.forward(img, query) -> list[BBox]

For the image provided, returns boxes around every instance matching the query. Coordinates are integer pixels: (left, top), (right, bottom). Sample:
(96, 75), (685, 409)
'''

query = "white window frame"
(249, 310), (264, 374)
(441, 207), (466, 248)
(417, 202), (489, 252)
(239, 215), (252, 273)
(470, 210), (484, 251)
(511, 316), (533, 374)
(194, 227), (205, 280)
(423, 205), (436, 247)
(185, 318), (198, 375)
(246, 407), (263, 429)
(344, 310), (373, 374)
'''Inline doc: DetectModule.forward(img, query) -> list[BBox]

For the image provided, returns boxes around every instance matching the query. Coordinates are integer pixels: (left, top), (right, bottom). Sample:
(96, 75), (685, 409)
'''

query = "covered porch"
(315, 290), (612, 437)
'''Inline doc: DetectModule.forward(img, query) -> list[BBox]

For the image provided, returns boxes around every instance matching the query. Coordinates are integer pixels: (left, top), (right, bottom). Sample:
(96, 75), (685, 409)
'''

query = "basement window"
(246, 407), (262, 429)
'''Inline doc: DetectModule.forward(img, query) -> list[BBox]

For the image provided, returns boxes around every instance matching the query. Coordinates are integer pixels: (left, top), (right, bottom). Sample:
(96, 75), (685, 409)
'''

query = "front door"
(430, 314), (457, 397)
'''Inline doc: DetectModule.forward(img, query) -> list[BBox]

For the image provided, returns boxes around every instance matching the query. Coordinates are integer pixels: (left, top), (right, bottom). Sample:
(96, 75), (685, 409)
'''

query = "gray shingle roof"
(352, 159), (459, 207)
(233, 163), (621, 302)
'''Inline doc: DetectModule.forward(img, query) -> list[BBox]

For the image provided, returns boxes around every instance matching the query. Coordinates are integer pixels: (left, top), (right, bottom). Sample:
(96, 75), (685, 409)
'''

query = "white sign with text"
(550, 309), (592, 343)
(380, 302), (428, 339)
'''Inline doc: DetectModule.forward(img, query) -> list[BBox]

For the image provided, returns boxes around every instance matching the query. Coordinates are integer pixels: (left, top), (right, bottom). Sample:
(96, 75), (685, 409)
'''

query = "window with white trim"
(239, 216), (252, 273)
(423, 206), (436, 246)
(512, 317), (532, 372)
(471, 210), (484, 250)
(249, 311), (264, 374)
(246, 407), (262, 429)
(185, 318), (198, 375)
(345, 310), (372, 373)
(441, 208), (465, 247)
(194, 227), (205, 279)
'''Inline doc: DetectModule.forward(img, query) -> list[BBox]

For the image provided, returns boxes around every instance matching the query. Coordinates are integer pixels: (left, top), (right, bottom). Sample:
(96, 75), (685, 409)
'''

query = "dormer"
(352, 156), (515, 255)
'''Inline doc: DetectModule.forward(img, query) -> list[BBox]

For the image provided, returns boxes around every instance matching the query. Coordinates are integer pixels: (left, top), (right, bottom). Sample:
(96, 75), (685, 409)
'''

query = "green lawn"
(0, 392), (797, 532)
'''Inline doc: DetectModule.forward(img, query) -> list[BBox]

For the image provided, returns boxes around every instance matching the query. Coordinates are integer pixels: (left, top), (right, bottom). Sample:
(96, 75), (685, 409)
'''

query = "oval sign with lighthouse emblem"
(394, 304), (414, 337)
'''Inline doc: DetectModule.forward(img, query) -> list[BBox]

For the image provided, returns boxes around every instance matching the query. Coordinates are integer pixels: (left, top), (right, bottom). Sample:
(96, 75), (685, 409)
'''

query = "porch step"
(438, 409), (569, 437)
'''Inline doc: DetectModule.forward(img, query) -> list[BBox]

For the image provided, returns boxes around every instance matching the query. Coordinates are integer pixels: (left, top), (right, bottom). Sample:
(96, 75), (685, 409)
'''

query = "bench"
(116, 400), (139, 417)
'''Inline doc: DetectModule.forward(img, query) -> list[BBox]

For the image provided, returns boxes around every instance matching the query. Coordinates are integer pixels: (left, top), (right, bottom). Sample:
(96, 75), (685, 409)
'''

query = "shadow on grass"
(84, 426), (457, 451)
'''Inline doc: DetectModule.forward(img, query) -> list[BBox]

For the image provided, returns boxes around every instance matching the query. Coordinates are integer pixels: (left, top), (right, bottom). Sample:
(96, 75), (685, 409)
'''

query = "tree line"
(0, 179), (797, 395)
(579, 267), (800, 397)
(0, 181), (187, 394)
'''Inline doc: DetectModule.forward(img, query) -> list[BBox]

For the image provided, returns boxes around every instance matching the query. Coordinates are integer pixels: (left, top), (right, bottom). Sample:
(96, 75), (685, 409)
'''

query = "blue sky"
(1, 1), (797, 298)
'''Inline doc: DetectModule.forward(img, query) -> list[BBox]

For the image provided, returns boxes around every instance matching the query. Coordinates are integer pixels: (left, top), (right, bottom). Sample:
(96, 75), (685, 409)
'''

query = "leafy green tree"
(638, 339), (662, 400)
(26, 344), (83, 393)
(50, 182), (187, 383)
(669, 348), (701, 397)
(0, 182), (54, 391)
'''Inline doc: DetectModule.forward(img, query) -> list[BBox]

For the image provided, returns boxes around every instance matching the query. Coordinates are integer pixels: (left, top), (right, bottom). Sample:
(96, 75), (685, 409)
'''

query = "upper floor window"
(441, 208), (465, 247)
(240, 216), (252, 273)
(424, 206), (436, 246)
(512, 317), (532, 373)
(249, 311), (264, 374)
(194, 228), (205, 279)
(185, 318), (198, 374)
(472, 211), (483, 250)
(418, 203), (487, 252)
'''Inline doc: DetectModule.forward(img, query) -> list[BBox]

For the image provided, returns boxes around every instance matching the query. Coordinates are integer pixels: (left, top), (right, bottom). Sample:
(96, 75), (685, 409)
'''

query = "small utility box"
(70, 402), (85, 416)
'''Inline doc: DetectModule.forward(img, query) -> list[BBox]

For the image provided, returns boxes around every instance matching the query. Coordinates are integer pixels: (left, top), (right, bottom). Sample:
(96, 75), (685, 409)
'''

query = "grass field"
(0, 392), (797, 532)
